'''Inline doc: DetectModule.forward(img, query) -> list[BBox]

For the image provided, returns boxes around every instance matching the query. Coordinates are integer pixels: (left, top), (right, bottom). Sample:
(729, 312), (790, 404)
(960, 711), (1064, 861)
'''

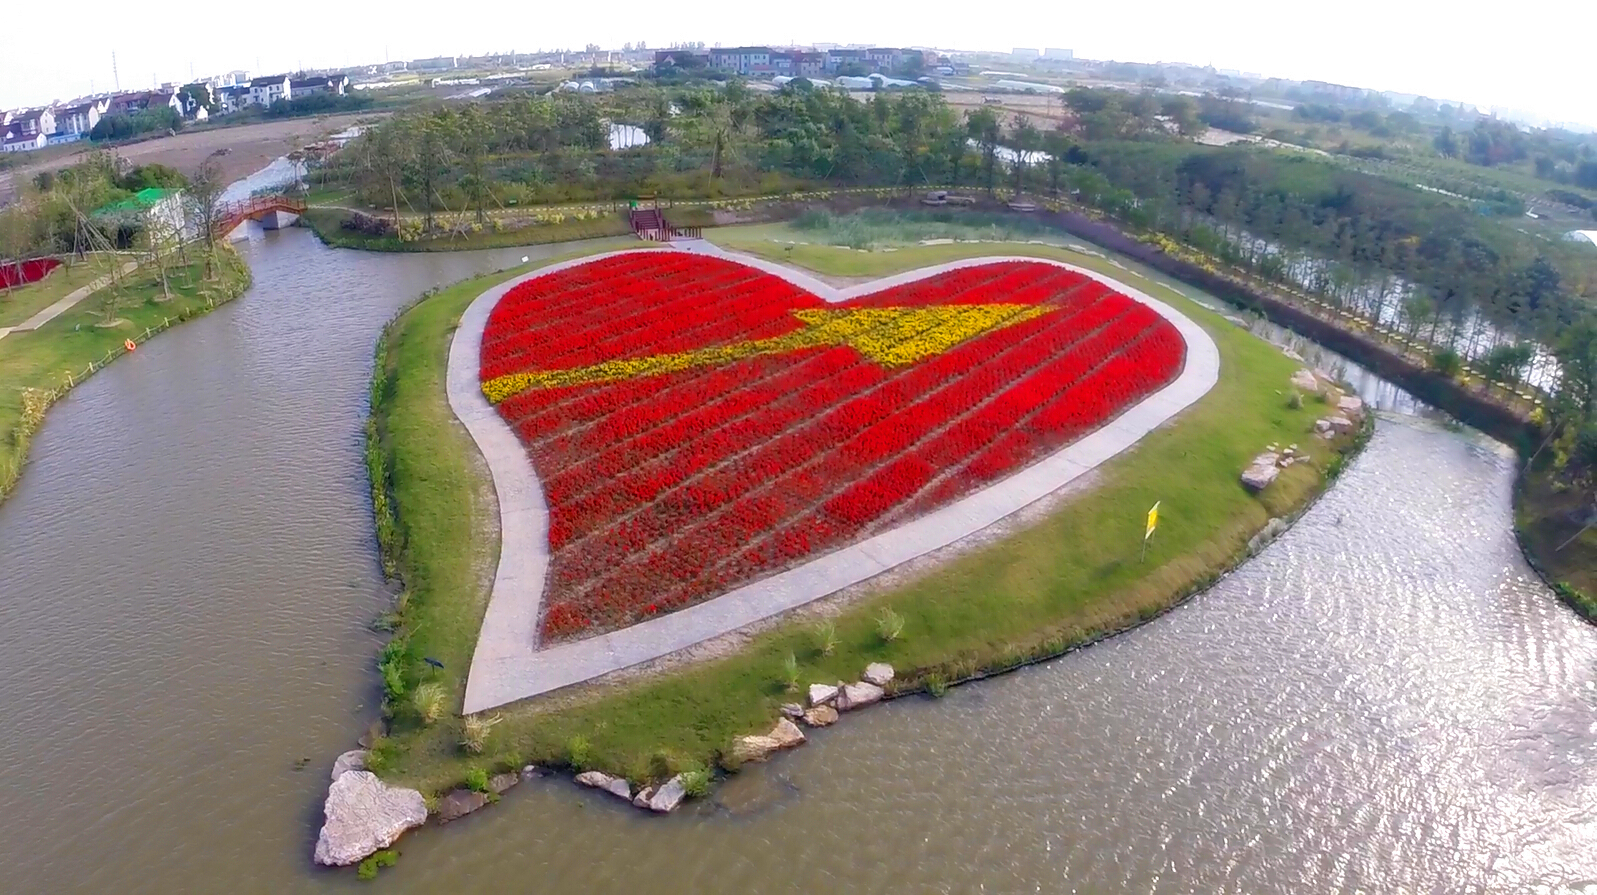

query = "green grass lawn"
(0, 258), (122, 328)
(368, 236), (1362, 795)
(0, 248), (251, 501)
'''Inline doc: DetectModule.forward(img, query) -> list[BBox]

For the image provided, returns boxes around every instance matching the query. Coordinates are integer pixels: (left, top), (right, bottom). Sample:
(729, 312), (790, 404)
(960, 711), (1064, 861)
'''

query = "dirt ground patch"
(0, 113), (379, 204)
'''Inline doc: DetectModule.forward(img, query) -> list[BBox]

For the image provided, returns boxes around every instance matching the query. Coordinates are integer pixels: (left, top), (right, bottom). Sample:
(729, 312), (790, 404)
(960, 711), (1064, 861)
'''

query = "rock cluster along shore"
(314, 663), (899, 867)
(1242, 369), (1365, 494)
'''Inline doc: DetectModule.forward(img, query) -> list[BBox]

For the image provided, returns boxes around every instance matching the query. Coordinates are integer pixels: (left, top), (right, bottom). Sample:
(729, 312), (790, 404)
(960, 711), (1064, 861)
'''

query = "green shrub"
(464, 766), (490, 792)
(679, 766), (711, 798)
(925, 673), (948, 698)
(380, 662), (406, 703)
(876, 607), (905, 643)
(460, 714), (500, 754)
(412, 682), (446, 726)
(781, 652), (800, 692)
(357, 857), (378, 880)
(364, 736), (396, 774)
(568, 735), (591, 770)
(1286, 390), (1303, 410)
(1431, 346), (1463, 378)
(814, 619), (839, 656)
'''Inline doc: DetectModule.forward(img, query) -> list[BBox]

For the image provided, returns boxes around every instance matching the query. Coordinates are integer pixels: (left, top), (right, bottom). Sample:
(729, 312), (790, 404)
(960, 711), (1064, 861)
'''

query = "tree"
(1041, 129), (1072, 195)
(1431, 346), (1463, 378)
(408, 113), (457, 231)
(966, 107), (1000, 196)
(1159, 96), (1202, 137)
(1433, 126), (1459, 158)
(183, 160), (228, 278)
(454, 107), (491, 224)
(1010, 115), (1039, 196)
(1480, 343), (1532, 391)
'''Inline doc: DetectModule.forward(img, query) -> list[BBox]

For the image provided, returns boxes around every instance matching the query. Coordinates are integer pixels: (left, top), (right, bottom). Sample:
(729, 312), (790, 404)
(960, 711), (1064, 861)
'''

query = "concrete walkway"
(451, 243), (1221, 713)
(0, 260), (141, 344)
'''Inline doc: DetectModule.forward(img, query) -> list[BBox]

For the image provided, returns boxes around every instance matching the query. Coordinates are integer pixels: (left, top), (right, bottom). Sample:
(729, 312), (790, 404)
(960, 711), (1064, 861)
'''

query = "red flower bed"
(480, 253), (1186, 640)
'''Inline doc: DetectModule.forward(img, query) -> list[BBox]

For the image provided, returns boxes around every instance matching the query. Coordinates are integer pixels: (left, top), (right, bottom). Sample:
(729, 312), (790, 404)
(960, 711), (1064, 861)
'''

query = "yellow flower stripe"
(481, 303), (1052, 404)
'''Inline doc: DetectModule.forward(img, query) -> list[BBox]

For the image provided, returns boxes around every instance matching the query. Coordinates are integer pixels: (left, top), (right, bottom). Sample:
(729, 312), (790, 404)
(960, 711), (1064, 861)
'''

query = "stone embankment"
(314, 663), (902, 868)
(1242, 368), (1365, 494)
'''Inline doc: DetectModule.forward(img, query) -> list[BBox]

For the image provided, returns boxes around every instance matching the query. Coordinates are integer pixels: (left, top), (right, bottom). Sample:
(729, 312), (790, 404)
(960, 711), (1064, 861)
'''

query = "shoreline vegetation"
(0, 246), (251, 503)
(363, 234), (1368, 815)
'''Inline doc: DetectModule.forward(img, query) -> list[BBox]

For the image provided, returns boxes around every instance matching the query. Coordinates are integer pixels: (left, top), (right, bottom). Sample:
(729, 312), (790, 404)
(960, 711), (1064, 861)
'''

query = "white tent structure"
(1564, 230), (1597, 249)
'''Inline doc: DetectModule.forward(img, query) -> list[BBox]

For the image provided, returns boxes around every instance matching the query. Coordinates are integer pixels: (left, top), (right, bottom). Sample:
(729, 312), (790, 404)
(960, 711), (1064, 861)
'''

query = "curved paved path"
(0, 260), (140, 344)
(450, 243), (1221, 713)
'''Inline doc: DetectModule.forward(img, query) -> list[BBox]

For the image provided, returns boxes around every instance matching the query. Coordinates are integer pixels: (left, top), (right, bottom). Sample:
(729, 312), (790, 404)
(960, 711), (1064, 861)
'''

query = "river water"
(1, 228), (1594, 894)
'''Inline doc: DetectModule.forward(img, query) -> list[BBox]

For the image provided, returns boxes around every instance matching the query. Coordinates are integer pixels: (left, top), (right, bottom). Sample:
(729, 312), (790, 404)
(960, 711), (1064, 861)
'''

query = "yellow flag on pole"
(1145, 501), (1160, 541)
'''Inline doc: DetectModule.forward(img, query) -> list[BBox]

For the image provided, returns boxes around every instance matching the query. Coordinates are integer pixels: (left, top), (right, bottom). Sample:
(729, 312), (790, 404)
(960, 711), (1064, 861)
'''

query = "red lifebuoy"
(124, 339), (137, 352)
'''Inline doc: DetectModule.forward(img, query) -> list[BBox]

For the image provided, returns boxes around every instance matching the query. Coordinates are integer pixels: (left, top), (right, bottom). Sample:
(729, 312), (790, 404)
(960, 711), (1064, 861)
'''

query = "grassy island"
(363, 231), (1366, 797)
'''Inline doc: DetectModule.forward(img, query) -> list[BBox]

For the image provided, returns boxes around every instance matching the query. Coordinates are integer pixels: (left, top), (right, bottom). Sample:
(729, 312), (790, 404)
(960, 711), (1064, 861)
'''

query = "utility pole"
(112, 51), (120, 91)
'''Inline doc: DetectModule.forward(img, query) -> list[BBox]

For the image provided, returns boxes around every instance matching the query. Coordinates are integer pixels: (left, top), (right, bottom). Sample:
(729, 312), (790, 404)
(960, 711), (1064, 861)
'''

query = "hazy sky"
(5, 0), (1593, 126)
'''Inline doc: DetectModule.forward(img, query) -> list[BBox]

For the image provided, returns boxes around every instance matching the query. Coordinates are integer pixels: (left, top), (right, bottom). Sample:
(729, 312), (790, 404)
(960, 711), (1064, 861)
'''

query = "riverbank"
(0, 247), (251, 502)
(363, 237), (1366, 814)
(1515, 463), (1597, 617)
(301, 207), (633, 252)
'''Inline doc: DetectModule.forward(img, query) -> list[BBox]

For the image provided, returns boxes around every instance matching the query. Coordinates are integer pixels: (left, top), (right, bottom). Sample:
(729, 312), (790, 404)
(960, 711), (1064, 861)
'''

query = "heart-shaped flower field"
(476, 250), (1187, 643)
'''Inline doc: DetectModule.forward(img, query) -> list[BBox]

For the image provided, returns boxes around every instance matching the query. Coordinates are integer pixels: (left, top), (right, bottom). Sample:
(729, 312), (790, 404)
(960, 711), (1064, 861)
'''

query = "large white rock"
(769, 718), (805, 748)
(837, 681), (885, 711)
(732, 718), (807, 763)
(575, 770), (631, 801)
(802, 705), (839, 727)
(731, 734), (781, 763)
(862, 663), (895, 687)
(632, 785), (656, 809)
(1338, 395), (1365, 417)
(647, 776), (687, 813)
(1240, 452), (1280, 493)
(1290, 369), (1319, 393)
(330, 750), (368, 781)
(1327, 415), (1356, 434)
(807, 683), (839, 707)
(312, 771), (427, 866)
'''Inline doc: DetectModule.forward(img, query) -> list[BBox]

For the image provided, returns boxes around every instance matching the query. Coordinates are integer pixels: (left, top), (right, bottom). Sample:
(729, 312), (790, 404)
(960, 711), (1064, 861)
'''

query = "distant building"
(248, 75), (293, 107)
(289, 74), (349, 99)
(1, 131), (47, 152)
(825, 48), (866, 72)
(654, 49), (707, 69)
(107, 89), (183, 118)
(708, 46), (773, 74)
(1042, 48), (1073, 61)
(216, 85), (251, 114)
(54, 101), (100, 136)
(410, 56), (458, 72)
(6, 108), (55, 139)
(1011, 48), (1040, 61)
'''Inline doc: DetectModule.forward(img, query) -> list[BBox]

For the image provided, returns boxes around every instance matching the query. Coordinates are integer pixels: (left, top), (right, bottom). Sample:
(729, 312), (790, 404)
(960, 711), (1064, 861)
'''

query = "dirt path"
(0, 113), (379, 204)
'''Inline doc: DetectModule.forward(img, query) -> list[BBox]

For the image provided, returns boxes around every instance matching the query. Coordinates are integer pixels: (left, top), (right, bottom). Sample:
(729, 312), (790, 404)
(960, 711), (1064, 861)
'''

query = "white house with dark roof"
(55, 101), (101, 136)
(288, 74), (349, 99)
(1, 131), (46, 152)
(247, 75), (292, 107)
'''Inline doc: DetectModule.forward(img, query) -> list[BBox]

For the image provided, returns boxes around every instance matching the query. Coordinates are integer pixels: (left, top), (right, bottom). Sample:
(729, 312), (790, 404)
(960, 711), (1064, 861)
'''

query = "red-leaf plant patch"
(479, 253), (1185, 641)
